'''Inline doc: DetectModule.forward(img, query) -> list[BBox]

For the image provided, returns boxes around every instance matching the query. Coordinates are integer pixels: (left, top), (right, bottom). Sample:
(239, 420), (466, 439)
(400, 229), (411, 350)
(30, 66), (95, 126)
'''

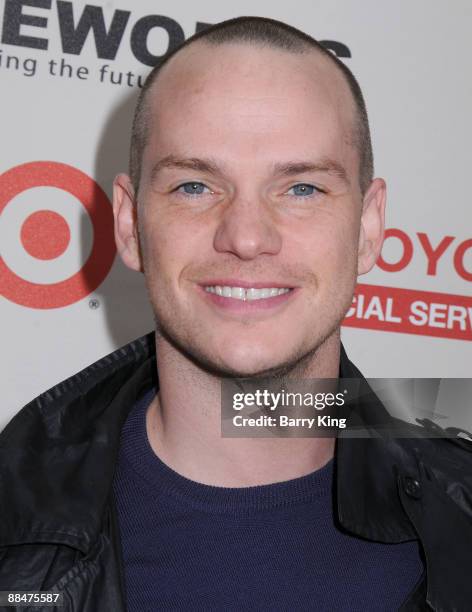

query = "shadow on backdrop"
(80, 85), (154, 350)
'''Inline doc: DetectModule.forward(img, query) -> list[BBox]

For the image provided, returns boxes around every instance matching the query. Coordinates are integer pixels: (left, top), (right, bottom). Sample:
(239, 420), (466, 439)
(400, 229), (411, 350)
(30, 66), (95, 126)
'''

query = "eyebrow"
(272, 160), (349, 184)
(150, 155), (349, 185)
(150, 155), (223, 183)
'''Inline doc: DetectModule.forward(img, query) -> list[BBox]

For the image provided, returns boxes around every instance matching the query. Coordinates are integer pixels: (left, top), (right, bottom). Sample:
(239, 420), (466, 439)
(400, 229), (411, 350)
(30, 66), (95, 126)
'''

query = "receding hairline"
(150, 39), (355, 110)
(149, 41), (354, 132)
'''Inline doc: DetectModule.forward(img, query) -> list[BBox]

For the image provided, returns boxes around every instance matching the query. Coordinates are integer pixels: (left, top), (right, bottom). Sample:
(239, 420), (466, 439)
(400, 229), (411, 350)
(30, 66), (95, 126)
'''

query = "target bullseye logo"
(21, 210), (71, 260)
(0, 161), (116, 309)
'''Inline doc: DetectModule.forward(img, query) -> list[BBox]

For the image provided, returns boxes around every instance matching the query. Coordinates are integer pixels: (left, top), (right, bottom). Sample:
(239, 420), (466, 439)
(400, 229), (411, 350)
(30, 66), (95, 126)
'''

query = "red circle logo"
(21, 210), (71, 260)
(0, 161), (116, 309)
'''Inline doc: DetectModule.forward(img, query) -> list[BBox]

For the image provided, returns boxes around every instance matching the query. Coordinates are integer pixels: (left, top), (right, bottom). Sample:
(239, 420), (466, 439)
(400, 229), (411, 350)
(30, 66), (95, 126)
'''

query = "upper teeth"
(204, 286), (291, 300)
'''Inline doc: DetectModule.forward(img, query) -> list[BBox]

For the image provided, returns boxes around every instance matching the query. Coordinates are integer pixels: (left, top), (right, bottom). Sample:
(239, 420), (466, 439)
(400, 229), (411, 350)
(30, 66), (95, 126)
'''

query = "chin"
(214, 340), (310, 379)
(212, 335), (281, 372)
(218, 354), (280, 378)
(154, 300), (338, 379)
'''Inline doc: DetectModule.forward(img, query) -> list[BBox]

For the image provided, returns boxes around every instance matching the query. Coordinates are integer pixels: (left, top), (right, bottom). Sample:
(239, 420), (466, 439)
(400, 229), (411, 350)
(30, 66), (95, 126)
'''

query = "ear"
(357, 178), (386, 275)
(113, 173), (143, 273)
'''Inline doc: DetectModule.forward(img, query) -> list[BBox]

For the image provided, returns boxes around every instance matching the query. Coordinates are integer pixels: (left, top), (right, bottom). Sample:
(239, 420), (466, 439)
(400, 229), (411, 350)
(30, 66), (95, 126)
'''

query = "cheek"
(138, 210), (177, 284)
(291, 213), (359, 276)
(139, 209), (210, 284)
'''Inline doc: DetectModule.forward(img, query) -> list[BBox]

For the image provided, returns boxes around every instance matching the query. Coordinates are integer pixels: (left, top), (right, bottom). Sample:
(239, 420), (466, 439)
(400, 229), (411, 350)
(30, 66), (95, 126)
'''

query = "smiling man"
(1, 16), (471, 612)
(112, 24), (386, 489)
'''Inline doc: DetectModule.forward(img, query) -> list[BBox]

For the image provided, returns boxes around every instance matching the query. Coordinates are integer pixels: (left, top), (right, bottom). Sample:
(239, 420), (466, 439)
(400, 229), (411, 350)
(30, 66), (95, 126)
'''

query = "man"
(1, 16), (471, 612)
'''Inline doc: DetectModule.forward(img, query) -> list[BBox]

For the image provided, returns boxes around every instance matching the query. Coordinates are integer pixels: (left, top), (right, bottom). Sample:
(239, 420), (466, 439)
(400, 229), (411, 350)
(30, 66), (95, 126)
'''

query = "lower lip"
(198, 286), (298, 313)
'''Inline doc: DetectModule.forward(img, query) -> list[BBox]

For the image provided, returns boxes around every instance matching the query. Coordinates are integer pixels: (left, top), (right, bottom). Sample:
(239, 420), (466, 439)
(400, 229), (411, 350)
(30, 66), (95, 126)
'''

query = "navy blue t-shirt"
(112, 388), (424, 611)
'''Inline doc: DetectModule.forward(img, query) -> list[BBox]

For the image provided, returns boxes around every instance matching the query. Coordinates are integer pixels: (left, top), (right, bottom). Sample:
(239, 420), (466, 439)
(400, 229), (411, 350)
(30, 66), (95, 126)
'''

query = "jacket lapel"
(0, 333), (157, 552)
(336, 344), (472, 611)
(336, 347), (419, 542)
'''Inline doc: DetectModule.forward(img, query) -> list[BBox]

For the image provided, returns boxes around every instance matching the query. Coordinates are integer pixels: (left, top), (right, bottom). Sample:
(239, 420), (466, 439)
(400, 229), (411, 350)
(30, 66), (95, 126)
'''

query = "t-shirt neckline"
(118, 386), (334, 514)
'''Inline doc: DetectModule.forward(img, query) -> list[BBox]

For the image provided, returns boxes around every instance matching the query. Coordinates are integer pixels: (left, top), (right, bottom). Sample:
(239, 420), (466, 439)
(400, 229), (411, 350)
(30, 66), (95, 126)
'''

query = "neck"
(146, 330), (341, 487)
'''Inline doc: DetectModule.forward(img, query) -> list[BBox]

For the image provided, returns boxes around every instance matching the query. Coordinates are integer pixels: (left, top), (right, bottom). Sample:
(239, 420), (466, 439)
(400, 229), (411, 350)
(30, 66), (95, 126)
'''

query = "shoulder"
(394, 416), (472, 465)
(1, 332), (156, 448)
(393, 417), (472, 512)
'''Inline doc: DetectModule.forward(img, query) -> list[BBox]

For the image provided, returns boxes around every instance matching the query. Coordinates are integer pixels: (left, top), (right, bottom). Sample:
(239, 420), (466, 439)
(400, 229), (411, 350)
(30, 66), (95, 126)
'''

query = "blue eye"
(176, 182), (209, 195)
(288, 183), (317, 197)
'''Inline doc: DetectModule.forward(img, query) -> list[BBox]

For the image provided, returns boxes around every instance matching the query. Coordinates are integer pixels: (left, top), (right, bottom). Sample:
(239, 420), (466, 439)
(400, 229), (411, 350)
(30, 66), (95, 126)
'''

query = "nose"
(213, 194), (282, 260)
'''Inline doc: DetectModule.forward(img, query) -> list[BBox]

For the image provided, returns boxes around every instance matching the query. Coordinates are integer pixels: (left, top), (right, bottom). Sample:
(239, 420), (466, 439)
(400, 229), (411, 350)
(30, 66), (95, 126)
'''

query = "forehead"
(144, 42), (357, 172)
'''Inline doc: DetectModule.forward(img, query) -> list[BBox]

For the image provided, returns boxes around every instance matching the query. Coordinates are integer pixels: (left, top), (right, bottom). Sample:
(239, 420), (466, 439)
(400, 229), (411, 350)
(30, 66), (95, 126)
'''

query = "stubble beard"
(149, 288), (350, 382)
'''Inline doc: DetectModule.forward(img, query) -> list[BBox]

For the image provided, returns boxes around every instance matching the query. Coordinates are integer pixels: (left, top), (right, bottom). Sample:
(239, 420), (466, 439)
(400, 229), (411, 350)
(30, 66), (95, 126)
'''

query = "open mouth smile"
(198, 281), (298, 313)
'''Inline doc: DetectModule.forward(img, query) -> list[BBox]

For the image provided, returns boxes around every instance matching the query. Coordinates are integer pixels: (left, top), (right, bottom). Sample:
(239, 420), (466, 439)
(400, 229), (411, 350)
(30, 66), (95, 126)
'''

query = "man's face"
(121, 43), (382, 377)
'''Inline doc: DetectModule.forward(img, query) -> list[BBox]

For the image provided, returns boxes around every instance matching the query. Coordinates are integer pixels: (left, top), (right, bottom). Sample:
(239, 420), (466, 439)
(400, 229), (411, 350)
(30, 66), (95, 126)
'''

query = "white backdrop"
(1, 0), (471, 428)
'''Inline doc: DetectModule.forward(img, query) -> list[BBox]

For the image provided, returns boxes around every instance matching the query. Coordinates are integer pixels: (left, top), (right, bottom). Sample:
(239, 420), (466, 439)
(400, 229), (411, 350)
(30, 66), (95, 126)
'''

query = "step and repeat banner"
(1, 0), (471, 426)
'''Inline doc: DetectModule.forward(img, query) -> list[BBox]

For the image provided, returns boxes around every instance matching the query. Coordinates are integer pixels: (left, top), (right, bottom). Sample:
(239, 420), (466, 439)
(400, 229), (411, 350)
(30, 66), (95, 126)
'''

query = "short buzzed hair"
(129, 16), (374, 195)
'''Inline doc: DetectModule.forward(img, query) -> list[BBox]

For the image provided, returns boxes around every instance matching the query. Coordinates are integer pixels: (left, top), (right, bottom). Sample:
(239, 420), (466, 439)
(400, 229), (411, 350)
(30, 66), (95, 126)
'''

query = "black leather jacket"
(1, 332), (471, 611)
